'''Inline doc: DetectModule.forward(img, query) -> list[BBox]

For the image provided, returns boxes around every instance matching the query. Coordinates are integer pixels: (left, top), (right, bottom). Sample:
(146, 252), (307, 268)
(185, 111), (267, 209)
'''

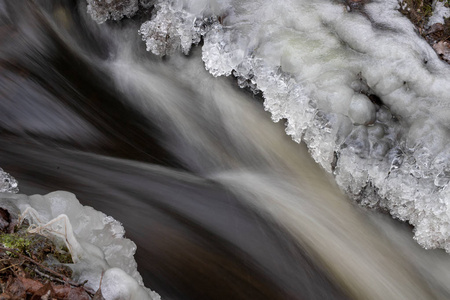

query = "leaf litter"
(0, 207), (103, 300)
(399, 0), (450, 63)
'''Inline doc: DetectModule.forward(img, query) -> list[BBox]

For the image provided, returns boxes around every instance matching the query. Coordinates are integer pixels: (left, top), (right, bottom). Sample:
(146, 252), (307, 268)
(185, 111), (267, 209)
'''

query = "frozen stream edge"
(0, 169), (160, 300)
(134, 0), (450, 253)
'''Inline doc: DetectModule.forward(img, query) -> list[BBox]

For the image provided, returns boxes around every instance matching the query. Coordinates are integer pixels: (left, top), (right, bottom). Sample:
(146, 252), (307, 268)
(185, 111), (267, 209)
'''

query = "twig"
(0, 264), (17, 272)
(0, 246), (70, 281)
(33, 268), (66, 285)
(99, 271), (104, 288)
(0, 246), (95, 295)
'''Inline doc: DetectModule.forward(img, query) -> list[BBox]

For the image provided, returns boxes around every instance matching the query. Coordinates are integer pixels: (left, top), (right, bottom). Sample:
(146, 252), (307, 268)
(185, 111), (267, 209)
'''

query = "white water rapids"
(132, 0), (450, 253)
(1, 0), (450, 299)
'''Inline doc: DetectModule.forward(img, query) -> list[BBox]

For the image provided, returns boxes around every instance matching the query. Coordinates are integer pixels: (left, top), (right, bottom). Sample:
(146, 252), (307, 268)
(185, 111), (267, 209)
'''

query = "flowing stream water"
(1, 1), (450, 299)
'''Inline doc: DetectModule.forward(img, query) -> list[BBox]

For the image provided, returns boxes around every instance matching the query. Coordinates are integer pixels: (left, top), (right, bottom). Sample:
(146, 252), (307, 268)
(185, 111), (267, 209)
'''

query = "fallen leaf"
(6, 277), (26, 299)
(53, 285), (72, 298)
(31, 282), (55, 300)
(426, 23), (444, 35)
(0, 292), (11, 299)
(67, 287), (91, 300)
(0, 208), (10, 233)
(16, 276), (43, 293)
(433, 41), (450, 62)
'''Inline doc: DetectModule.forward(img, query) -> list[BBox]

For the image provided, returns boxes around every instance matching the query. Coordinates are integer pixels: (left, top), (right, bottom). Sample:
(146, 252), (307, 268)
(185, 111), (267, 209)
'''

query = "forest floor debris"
(0, 207), (104, 300)
(399, 0), (450, 63)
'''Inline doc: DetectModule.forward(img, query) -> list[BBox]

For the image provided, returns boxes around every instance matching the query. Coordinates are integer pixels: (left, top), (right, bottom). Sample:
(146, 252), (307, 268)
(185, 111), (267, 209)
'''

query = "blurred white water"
(102, 42), (450, 298)
(3, 0), (450, 299)
(131, 0), (450, 253)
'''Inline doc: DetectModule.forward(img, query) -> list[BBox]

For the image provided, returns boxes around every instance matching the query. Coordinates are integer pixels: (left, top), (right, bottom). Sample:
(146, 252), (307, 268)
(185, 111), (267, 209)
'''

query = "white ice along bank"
(0, 168), (19, 193)
(110, 0), (450, 253)
(0, 170), (160, 300)
(427, 0), (450, 27)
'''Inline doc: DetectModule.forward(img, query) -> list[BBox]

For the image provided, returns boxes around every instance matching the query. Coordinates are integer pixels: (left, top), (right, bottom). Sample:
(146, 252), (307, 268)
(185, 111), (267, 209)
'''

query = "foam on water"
(132, 0), (450, 252)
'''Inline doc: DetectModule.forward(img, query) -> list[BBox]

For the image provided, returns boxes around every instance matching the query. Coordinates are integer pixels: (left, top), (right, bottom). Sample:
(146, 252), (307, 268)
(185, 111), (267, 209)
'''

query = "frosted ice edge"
(0, 168), (19, 194)
(87, 0), (139, 24)
(427, 0), (450, 26)
(0, 191), (160, 300)
(138, 1), (216, 56)
(136, 0), (450, 253)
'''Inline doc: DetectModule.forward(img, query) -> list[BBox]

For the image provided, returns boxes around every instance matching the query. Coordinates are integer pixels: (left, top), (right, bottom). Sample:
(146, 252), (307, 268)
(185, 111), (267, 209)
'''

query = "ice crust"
(0, 191), (160, 300)
(0, 168), (19, 194)
(87, 0), (139, 23)
(138, 1), (220, 55)
(428, 0), (450, 26)
(135, 0), (450, 252)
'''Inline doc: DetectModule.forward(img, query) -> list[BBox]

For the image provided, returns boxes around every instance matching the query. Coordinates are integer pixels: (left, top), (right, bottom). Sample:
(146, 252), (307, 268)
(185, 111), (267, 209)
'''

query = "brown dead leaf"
(53, 285), (72, 298)
(30, 281), (55, 300)
(16, 276), (43, 294)
(0, 292), (11, 300)
(433, 41), (450, 62)
(67, 286), (91, 300)
(92, 288), (106, 300)
(426, 23), (444, 35)
(6, 277), (26, 299)
(0, 208), (10, 233)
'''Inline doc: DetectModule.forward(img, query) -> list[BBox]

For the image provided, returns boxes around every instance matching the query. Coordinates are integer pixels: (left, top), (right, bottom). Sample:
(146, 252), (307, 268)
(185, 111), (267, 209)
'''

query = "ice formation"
(86, 0), (139, 23)
(0, 168), (19, 194)
(428, 0), (450, 26)
(0, 191), (160, 300)
(138, 1), (203, 55)
(18, 207), (86, 263)
(132, 0), (450, 253)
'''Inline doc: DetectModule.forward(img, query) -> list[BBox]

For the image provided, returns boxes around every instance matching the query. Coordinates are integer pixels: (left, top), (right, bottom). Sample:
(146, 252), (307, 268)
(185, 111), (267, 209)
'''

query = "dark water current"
(1, 1), (449, 300)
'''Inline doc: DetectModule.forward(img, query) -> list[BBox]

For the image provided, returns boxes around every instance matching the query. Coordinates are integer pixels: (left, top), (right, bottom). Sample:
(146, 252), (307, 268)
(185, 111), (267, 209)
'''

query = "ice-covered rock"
(131, 0), (450, 253)
(0, 191), (160, 300)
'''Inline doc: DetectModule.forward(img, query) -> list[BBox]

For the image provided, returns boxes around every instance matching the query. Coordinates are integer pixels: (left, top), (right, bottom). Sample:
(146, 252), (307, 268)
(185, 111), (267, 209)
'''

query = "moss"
(52, 247), (73, 264)
(0, 209), (84, 297)
(422, 3), (433, 18)
(399, 0), (434, 27)
(0, 230), (73, 264)
(0, 233), (32, 254)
